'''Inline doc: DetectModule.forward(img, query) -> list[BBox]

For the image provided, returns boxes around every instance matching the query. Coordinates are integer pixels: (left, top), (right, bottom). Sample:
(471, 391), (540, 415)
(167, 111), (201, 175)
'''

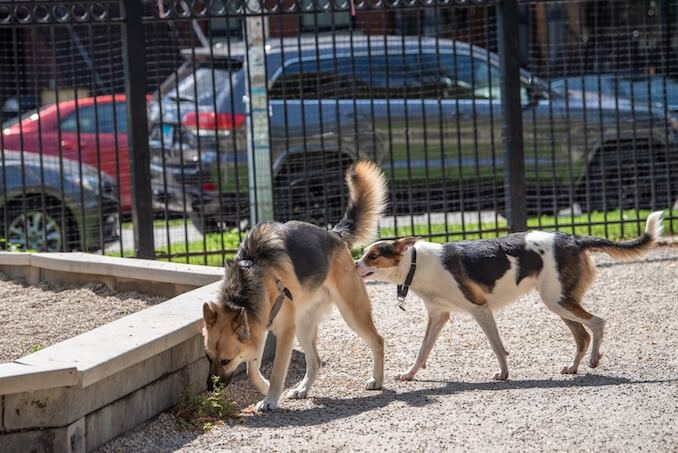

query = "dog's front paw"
(395, 371), (416, 381)
(286, 386), (308, 399)
(561, 365), (578, 375)
(254, 398), (279, 412)
(493, 370), (509, 380)
(364, 377), (382, 390)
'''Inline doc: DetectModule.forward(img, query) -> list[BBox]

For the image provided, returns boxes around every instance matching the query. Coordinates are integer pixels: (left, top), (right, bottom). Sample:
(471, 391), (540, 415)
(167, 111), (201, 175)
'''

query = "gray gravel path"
(0, 275), (166, 362)
(100, 247), (678, 452)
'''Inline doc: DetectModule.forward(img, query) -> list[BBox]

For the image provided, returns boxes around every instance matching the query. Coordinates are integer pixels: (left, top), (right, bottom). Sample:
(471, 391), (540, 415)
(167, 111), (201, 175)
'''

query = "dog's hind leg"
(287, 301), (330, 399)
(557, 298), (605, 369)
(469, 305), (510, 380)
(539, 254), (605, 370)
(329, 261), (384, 390)
(559, 318), (590, 374)
(397, 308), (450, 381)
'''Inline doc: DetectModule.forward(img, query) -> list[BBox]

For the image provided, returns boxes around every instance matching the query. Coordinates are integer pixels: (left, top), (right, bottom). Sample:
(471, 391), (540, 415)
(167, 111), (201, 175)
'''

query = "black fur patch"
(282, 221), (342, 288)
(377, 243), (397, 259)
(219, 222), (288, 320)
(441, 233), (543, 291)
(219, 262), (264, 321)
(333, 168), (361, 243)
(236, 222), (287, 268)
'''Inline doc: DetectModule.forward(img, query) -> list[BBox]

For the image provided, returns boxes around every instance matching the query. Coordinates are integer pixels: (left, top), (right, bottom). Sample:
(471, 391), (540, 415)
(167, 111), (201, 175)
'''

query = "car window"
(445, 54), (502, 100)
(60, 102), (127, 134)
(168, 67), (238, 107)
(271, 54), (487, 100)
(270, 52), (520, 101)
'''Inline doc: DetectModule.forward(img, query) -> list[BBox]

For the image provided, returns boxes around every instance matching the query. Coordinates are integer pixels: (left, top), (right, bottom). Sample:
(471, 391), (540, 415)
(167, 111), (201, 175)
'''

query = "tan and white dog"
(202, 161), (387, 411)
(355, 212), (664, 381)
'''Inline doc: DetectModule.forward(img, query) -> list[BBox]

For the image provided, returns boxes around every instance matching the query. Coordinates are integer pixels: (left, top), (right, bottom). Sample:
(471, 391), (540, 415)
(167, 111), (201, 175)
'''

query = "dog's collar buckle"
(395, 248), (417, 311)
(268, 278), (293, 328)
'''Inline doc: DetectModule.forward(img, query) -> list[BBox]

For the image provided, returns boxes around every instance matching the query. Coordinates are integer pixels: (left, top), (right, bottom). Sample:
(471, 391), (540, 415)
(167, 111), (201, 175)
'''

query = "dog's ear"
(233, 307), (251, 343)
(393, 236), (420, 255)
(203, 302), (218, 326)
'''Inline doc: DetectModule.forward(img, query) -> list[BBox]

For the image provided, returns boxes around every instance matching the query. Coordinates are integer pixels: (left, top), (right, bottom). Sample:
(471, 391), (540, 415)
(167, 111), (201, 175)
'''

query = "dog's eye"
(220, 359), (230, 367)
(368, 253), (378, 260)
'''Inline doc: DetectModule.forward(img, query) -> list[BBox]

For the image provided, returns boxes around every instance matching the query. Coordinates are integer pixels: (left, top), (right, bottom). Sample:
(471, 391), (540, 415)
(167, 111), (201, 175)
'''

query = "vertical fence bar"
(245, 4), (273, 224)
(497, 0), (527, 232)
(122, 0), (155, 258)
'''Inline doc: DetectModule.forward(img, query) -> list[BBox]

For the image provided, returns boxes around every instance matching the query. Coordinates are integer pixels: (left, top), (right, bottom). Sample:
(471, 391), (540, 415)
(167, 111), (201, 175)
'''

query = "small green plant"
(18, 340), (45, 356)
(28, 343), (44, 353)
(174, 376), (239, 431)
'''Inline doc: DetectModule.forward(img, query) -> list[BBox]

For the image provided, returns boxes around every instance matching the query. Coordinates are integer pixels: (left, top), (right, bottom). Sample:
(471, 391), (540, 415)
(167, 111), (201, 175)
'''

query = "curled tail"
(333, 160), (387, 247)
(578, 211), (664, 260)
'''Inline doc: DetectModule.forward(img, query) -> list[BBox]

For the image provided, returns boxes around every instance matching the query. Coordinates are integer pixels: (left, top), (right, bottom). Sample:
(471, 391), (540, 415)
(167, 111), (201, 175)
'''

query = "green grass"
(174, 376), (239, 431)
(121, 218), (187, 230)
(379, 209), (664, 242)
(107, 208), (673, 266)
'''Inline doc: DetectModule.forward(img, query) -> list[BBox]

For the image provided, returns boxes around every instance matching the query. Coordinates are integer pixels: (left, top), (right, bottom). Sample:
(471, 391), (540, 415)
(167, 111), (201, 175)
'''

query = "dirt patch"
(0, 273), (166, 362)
(100, 247), (678, 452)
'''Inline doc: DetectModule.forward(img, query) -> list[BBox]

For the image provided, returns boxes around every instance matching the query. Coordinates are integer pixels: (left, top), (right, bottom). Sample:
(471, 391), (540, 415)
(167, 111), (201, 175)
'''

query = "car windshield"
(166, 67), (240, 108)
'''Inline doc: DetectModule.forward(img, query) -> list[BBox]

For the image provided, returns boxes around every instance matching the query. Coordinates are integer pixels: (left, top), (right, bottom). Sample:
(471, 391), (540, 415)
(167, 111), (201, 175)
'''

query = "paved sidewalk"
(100, 246), (678, 452)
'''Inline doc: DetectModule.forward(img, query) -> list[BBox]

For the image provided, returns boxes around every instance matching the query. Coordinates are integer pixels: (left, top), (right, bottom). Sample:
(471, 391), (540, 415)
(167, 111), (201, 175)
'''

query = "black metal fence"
(0, 0), (676, 265)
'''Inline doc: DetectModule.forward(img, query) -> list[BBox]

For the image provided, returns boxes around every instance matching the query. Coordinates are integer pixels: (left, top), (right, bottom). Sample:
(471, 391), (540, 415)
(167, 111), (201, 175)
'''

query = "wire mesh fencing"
(0, 0), (676, 265)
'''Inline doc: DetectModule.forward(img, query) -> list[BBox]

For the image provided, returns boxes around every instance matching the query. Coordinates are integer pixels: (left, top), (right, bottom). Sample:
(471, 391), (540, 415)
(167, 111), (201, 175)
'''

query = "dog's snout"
(207, 374), (215, 391)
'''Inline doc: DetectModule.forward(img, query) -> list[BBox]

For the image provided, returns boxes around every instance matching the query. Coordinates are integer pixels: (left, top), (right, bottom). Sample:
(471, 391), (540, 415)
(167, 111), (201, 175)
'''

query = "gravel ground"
(101, 247), (678, 452)
(0, 274), (166, 362)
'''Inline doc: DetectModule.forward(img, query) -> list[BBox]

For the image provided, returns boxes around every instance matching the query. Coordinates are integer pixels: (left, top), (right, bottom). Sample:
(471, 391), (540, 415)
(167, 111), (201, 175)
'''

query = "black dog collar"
(268, 278), (293, 328)
(396, 247), (417, 310)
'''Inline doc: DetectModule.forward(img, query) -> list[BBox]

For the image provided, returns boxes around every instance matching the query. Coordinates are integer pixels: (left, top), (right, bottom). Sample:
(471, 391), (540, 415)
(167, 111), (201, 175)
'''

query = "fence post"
(122, 0), (155, 258)
(497, 0), (527, 232)
(245, 5), (273, 225)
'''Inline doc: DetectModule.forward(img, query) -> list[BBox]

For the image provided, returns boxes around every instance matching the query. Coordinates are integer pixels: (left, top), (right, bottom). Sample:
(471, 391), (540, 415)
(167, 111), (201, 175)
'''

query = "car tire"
(273, 152), (352, 224)
(580, 141), (670, 211)
(4, 198), (74, 252)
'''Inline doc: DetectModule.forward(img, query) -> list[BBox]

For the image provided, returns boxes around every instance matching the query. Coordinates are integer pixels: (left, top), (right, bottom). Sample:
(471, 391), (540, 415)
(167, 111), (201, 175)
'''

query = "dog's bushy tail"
(333, 160), (387, 248)
(577, 211), (664, 260)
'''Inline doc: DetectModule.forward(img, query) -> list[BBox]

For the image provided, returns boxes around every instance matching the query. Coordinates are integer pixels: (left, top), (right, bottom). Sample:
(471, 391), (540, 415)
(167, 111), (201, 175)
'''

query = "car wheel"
(6, 200), (65, 252)
(581, 141), (670, 211)
(273, 152), (352, 224)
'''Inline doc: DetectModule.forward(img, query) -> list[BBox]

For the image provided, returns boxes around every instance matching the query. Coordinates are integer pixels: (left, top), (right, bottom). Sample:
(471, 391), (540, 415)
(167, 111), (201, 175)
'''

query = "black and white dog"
(355, 212), (663, 381)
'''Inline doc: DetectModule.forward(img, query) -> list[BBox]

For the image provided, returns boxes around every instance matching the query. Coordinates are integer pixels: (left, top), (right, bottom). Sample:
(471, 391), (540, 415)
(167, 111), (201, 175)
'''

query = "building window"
(300, 0), (351, 31)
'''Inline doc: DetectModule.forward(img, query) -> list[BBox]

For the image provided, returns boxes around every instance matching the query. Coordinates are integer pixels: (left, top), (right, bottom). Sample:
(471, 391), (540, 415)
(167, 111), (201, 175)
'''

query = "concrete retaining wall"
(0, 253), (238, 452)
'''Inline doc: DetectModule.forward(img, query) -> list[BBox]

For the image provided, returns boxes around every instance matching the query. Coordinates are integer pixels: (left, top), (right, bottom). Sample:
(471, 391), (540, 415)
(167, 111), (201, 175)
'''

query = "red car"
(2, 95), (131, 213)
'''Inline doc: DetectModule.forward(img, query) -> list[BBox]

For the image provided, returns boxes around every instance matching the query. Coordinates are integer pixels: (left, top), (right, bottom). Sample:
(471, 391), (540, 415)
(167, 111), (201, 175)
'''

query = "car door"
(59, 101), (130, 212)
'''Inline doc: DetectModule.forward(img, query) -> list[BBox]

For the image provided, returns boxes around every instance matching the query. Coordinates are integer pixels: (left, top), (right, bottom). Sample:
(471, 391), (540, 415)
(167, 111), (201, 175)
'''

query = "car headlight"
(77, 174), (104, 194)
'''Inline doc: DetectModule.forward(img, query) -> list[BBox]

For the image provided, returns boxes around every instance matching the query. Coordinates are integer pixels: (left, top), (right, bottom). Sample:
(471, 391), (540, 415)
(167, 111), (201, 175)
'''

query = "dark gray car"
(0, 150), (119, 252)
(149, 36), (677, 232)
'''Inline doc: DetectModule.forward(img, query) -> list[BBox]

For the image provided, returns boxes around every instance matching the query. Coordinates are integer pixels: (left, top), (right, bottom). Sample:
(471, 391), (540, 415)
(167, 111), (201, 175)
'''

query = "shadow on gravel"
(243, 374), (678, 428)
